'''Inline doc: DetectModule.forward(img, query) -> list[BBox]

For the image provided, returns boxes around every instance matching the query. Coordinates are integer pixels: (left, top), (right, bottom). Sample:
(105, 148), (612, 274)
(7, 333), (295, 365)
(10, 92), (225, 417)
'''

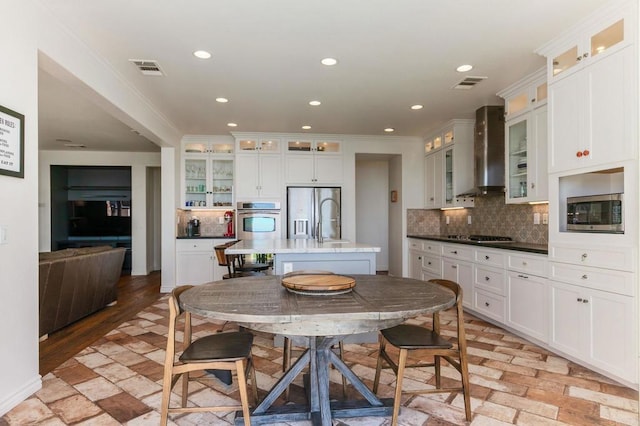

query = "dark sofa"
(38, 246), (126, 338)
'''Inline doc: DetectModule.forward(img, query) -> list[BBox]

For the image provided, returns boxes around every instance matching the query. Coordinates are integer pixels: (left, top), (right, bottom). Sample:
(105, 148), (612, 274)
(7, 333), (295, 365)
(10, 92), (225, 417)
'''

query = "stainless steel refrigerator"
(287, 187), (341, 240)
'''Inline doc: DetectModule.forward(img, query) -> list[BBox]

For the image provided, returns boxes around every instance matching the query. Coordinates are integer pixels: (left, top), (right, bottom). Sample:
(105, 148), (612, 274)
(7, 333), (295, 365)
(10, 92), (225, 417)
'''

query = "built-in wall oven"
(236, 201), (281, 240)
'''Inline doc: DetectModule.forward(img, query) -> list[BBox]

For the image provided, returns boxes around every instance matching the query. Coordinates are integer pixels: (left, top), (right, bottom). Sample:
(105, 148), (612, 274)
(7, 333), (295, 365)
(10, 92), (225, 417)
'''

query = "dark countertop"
(176, 235), (236, 240)
(407, 234), (548, 255)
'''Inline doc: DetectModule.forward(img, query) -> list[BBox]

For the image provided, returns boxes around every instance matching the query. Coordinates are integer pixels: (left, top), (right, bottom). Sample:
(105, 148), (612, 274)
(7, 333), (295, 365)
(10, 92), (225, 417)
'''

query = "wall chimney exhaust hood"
(457, 105), (506, 197)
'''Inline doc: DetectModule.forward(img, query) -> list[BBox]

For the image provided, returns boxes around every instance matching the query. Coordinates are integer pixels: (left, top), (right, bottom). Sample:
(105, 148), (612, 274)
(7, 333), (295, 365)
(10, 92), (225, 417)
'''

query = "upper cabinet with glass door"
(498, 68), (548, 204)
(538, 2), (633, 84)
(181, 136), (235, 209)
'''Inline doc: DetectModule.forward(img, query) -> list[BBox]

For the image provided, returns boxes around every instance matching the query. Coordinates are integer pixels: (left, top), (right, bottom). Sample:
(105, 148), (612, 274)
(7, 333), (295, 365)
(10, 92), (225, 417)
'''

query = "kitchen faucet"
(317, 197), (340, 243)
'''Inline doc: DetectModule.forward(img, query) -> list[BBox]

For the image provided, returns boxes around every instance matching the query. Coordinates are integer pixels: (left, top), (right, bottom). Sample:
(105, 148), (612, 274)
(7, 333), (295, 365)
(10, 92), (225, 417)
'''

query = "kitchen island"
(226, 239), (381, 275)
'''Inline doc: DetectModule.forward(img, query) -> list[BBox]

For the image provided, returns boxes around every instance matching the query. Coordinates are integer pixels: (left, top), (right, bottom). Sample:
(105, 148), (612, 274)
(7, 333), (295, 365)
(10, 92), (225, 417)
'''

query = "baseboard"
(0, 375), (42, 417)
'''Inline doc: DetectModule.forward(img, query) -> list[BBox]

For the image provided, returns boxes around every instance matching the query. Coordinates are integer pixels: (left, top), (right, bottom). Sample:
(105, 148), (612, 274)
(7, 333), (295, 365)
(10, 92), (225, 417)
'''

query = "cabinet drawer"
(422, 254), (441, 275)
(176, 239), (215, 252)
(408, 239), (442, 255)
(442, 244), (473, 261)
(474, 289), (505, 322)
(549, 244), (634, 272)
(474, 265), (506, 296)
(408, 239), (423, 251)
(508, 253), (547, 276)
(475, 248), (506, 268)
(549, 262), (634, 296)
(423, 241), (442, 255)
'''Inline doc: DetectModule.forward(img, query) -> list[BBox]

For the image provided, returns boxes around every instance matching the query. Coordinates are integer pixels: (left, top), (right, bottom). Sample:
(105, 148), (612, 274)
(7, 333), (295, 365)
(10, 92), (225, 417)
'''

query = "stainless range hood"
(457, 105), (506, 197)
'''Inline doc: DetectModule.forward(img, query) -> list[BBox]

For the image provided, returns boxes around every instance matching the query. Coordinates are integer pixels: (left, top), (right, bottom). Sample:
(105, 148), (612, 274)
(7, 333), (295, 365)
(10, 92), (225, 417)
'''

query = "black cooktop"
(446, 234), (513, 242)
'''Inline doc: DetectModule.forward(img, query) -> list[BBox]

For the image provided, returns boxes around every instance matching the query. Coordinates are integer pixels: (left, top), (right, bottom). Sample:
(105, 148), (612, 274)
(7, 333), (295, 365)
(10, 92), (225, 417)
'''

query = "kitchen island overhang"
(226, 239), (381, 275)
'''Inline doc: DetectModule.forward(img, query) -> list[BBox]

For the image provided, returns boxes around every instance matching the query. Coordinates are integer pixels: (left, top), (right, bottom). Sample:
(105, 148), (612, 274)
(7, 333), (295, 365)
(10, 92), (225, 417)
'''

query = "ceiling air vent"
(129, 59), (165, 76)
(452, 76), (487, 90)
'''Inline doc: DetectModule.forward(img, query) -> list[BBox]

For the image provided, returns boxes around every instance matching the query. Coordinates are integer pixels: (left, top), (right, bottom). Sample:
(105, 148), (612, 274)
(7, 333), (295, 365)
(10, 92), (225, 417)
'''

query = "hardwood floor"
(38, 271), (162, 376)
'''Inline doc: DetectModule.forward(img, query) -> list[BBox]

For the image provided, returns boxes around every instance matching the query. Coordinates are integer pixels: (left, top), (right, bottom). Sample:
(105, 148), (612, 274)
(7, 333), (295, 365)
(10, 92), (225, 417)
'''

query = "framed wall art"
(0, 104), (24, 178)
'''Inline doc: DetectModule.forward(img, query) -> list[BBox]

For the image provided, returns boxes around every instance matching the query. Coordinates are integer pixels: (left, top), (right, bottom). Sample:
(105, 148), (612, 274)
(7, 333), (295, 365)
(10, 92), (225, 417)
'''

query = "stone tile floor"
(2, 296), (638, 425)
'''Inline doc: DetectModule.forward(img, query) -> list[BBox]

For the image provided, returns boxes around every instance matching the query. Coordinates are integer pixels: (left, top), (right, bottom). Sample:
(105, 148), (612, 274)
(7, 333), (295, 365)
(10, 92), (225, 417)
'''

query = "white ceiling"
(38, 0), (609, 151)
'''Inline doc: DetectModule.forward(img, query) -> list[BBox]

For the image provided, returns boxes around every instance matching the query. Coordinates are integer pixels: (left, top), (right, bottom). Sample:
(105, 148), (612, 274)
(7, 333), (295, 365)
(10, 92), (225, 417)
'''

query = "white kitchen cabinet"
(235, 137), (282, 200)
(424, 120), (475, 209)
(183, 155), (234, 209)
(499, 68), (548, 121)
(498, 68), (548, 203)
(547, 46), (635, 173)
(424, 150), (443, 209)
(285, 139), (342, 184)
(537, 1), (637, 174)
(539, 6), (632, 83)
(507, 270), (548, 343)
(181, 137), (235, 209)
(549, 280), (636, 381)
(442, 244), (473, 309)
(176, 239), (236, 286)
(408, 239), (442, 281)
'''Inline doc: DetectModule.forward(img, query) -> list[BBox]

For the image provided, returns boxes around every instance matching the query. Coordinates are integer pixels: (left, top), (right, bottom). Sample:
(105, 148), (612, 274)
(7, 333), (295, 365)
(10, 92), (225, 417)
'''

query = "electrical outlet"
(533, 212), (541, 225)
(445, 216), (450, 225)
(467, 215), (472, 225)
(283, 262), (293, 274)
(542, 213), (549, 225)
(0, 226), (6, 245)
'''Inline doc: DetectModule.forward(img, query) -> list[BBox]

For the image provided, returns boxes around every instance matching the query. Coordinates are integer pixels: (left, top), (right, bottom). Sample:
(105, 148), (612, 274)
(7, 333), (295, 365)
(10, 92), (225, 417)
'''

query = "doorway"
(355, 154), (402, 275)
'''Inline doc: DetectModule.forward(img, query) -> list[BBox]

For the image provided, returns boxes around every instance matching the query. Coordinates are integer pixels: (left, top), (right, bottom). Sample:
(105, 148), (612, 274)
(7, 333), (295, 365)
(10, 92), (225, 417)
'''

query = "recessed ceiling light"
(384, 128), (395, 133)
(309, 100), (321, 106)
(456, 64), (473, 73)
(193, 50), (212, 59)
(216, 97), (229, 103)
(411, 104), (423, 110)
(321, 58), (338, 66)
(302, 125), (311, 130)
(227, 122), (238, 127)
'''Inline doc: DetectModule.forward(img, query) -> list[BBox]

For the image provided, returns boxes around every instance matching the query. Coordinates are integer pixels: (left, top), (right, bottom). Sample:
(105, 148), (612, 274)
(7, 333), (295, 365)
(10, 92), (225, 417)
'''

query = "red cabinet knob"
(583, 149), (590, 156)
(576, 151), (583, 158)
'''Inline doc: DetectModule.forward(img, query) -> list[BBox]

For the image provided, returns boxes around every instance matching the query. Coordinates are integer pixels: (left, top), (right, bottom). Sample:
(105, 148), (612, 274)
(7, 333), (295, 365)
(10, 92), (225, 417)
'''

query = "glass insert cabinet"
(507, 118), (528, 199)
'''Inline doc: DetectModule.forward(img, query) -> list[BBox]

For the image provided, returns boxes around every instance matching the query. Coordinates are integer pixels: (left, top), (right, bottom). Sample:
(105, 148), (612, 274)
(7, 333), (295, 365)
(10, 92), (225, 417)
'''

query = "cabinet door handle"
(582, 299), (589, 303)
(485, 255), (490, 260)
(576, 151), (583, 158)
(581, 253), (588, 261)
(577, 297), (583, 302)
(522, 261), (528, 266)
(485, 302), (490, 307)
(581, 274), (588, 280)
(451, 265), (457, 269)
(427, 261), (432, 265)
(582, 149), (590, 156)
(531, 182), (535, 189)
(582, 52), (589, 59)
(517, 274), (529, 279)
(485, 276), (490, 281)
(451, 250), (458, 255)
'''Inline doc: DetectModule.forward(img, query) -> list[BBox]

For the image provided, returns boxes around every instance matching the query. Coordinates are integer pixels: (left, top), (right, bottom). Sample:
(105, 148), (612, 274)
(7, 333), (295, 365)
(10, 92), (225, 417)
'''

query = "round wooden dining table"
(180, 274), (456, 426)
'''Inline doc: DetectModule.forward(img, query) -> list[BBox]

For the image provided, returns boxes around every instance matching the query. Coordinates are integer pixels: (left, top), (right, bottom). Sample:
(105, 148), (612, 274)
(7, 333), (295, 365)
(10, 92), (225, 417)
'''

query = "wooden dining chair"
(372, 278), (471, 425)
(214, 243), (266, 279)
(160, 285), (258, 426)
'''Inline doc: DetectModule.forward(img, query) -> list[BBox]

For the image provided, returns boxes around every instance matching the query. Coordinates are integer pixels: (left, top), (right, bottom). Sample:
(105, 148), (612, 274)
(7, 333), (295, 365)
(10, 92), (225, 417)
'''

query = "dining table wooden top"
(180, 274), (456, 336)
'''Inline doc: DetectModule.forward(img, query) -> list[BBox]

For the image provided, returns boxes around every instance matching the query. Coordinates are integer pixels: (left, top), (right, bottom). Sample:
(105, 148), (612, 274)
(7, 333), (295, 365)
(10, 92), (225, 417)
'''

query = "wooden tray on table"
(281, 274), (356, 295)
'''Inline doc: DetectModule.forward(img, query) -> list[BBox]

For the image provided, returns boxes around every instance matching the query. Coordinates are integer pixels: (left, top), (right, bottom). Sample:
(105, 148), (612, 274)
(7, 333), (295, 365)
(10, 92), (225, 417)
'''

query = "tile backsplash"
(407, 194), (549, 245)
(176, 209), (234, 237)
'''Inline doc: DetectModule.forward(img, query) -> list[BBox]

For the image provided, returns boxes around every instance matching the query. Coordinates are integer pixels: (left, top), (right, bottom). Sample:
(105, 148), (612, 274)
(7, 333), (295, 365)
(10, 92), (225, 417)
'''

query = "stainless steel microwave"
(567, 193), (623, 233)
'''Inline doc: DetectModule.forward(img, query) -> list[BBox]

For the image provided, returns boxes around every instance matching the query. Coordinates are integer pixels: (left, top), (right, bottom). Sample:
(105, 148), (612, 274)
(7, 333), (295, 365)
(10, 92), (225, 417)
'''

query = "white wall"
(388, 155), (403, 276)
(38, 151), (160, 275)
(356, 159), (390, 270)
(343, 135), (424, 276)
(0, 0), (42, 416)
